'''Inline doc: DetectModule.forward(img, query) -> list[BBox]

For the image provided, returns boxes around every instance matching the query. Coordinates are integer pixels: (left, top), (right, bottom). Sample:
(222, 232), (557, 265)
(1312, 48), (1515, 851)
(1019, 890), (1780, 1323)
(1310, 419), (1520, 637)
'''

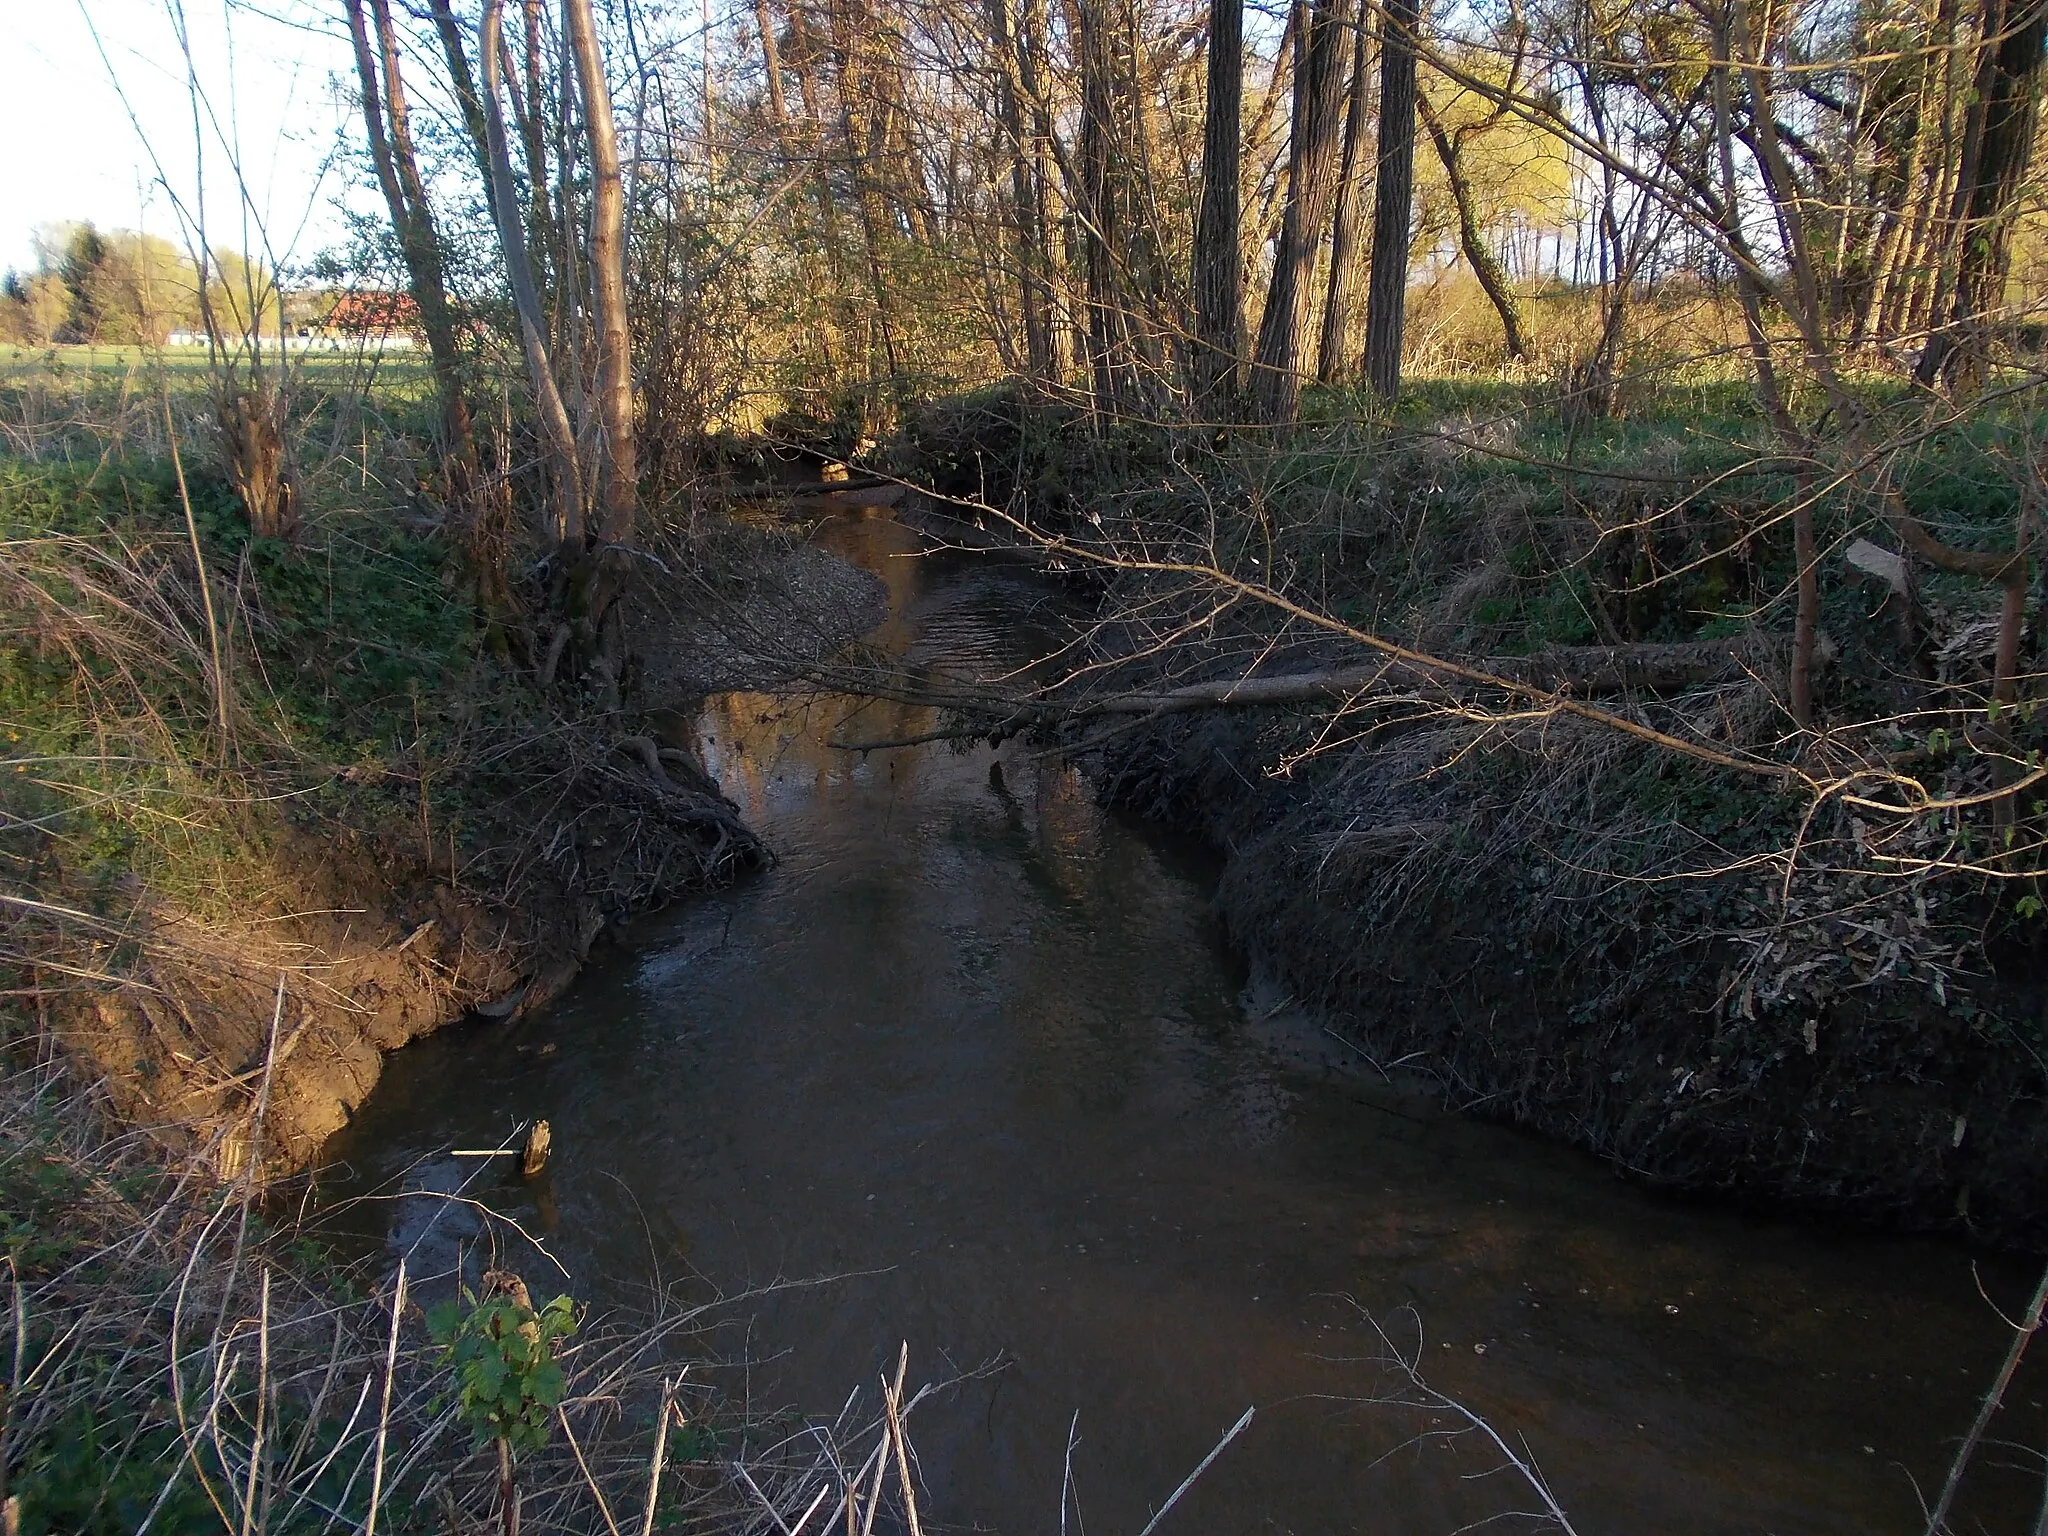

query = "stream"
(321, 506), (2048, 1535)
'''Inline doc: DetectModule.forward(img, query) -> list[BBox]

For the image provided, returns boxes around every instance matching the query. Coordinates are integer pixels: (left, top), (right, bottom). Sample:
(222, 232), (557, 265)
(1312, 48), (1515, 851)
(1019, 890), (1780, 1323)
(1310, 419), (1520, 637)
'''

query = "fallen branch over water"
(1086, 630), (1823, 713)
(828, 631), (1818, 750)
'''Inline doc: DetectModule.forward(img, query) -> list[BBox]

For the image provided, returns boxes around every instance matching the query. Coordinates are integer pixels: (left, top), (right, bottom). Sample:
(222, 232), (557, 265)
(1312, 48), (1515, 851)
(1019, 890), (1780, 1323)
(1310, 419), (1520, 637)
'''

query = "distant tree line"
(0, 222), (281, 347)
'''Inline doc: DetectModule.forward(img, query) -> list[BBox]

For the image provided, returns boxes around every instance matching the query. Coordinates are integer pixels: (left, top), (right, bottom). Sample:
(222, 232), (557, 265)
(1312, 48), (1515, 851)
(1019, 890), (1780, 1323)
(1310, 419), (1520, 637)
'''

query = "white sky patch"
(1, 0), (370, 275)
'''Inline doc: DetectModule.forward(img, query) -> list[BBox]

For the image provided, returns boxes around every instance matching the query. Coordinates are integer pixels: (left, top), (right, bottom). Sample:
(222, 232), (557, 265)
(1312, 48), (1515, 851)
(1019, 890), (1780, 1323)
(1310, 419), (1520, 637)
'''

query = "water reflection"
(321, 509), (2048, 1536)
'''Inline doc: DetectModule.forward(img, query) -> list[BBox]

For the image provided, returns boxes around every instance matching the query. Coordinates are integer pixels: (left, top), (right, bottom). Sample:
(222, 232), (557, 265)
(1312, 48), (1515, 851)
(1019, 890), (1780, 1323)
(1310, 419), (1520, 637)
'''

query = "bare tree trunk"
(1361, 0), (1418, 398)
(1915, 0), (1997, 359)
(986, 0), (1055, 382)
(1853, 18), (1935, 345)
(479, 0), (584, 548)
(348, 0), (516, 619)
(1317, 12), (1374, 383)
(520, 0), (554, 270)
(1919, 0), (2048, 395)
(1418, 92), (1525, 359)
(1860, 130), (1923, 344)
(1076, 0), (1143, 414)
(750, 0), (839, 377)
(827, 0), (905, 411)
(1191, 0), (1245, 410)
(783, 2), (858, 365)
(1250, 0), (1352, 420)
(754, 0), (798, 155)
(346, 0), (477, 461)
(1016, 0), (1072, 382)
(564, 0), (637, 545)
(420, 0), (500, 224)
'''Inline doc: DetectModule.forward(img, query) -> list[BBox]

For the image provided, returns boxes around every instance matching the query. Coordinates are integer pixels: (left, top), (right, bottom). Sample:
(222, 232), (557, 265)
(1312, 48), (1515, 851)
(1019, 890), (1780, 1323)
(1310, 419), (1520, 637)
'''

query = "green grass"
(0, 342), (434, 383)
(0, 447), (490, 922)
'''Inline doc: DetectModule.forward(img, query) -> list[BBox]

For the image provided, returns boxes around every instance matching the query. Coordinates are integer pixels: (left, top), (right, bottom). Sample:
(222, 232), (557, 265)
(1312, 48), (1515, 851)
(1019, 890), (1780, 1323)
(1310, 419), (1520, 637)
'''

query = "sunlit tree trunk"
(1251, 0), (1352, 420)
(1317, 12), (1374, 383)
(346, 0), (506, 615)
(564, 0), (637, 544)
(1418, 93), (1525, 359)
(1913, 0), (1992, 348)
(987, 0), (1055, 382)
(783, 2), (858, 366)
(1918, 0), (2048, 395)
(1190, 0), (1245, 410)
(1361, 0), (1418, 398)
(1077, 0), (1138, 413)
(827, 0), (905, 406)
(1016, 0), (1072, 381)
(479, 0), (584, 549)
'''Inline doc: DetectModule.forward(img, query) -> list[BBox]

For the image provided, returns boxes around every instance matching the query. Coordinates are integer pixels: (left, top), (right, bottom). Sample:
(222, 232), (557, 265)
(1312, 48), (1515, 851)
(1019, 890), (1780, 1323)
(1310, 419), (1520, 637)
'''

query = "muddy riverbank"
(1086, 698), (2048, 1251)
(50, 512), (899, 1175)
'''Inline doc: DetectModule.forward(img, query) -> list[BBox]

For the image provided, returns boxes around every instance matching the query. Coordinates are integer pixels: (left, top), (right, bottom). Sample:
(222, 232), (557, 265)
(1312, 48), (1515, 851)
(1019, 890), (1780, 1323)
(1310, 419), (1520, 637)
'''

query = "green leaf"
(530, 1360), (566, 1409)
(472, 1354), (507, 1398)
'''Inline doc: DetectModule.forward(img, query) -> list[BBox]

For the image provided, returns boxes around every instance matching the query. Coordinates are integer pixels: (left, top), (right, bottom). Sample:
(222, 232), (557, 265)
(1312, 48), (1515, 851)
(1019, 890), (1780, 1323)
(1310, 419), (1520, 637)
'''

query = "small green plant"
(426, 1278), (578, 1455)
(428, 1276), (579, 1536)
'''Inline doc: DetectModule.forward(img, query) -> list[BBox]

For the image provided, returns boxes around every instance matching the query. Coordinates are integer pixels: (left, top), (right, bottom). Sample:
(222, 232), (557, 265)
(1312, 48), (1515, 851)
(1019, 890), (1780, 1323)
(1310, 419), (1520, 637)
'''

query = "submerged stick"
(1134, 1407), (1254, 1536)
(1060, 1409), (1080, 1536)
(1925, 1261), (2048, 1536)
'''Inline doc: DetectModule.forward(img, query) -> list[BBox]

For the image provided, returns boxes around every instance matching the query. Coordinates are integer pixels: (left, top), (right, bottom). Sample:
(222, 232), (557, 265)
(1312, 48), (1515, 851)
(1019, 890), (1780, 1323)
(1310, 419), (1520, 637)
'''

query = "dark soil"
(1090, 706), (2048, 1251)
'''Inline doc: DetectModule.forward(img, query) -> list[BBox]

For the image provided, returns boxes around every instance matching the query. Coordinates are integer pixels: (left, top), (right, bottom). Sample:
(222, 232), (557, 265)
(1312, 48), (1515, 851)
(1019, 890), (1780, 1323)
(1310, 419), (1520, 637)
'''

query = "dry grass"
(0, 1031), (965, 1536)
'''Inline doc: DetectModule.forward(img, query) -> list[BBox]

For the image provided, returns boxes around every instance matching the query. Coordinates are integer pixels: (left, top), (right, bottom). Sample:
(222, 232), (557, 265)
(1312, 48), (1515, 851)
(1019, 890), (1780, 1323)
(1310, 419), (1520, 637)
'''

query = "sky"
(2, 0), (369, 276)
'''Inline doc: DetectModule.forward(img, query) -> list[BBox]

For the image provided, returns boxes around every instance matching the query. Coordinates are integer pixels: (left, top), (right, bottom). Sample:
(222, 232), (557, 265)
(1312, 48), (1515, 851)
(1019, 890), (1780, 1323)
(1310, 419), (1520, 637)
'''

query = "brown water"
(321, 510), (2048, 1535)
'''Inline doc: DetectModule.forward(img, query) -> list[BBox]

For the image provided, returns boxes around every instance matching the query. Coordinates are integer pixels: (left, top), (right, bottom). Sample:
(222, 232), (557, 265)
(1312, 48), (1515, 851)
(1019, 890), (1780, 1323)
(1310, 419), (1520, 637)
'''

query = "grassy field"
(0, 341), (434, 379)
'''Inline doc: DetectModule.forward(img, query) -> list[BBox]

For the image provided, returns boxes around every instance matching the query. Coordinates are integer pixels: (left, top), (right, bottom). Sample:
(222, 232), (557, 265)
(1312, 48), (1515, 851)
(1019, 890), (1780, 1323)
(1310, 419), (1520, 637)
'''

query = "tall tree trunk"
(1361, 0), (1418, 398)
(520, 0), (553, 265)
(752, 0), (837, 373)
(1076, 0), (1139, 414)
(420, 0), (500, 223)
(827, 0), (905, 410)
(1418, 93), (1525, 359)
(1919, 0), (2048, 394)
(1317, 12), (1374, 383)
(347, 0), (497, 601)
(479, 0), (584, 548)
(1190, 0), (1246, 410)
(1861, 135), (1923, 344)
(754, 0), (798, 155)
(783, 1), (856, 365)
(987, 0), (1055, 381)
(563, 0), (637, 545)
(1016, 0), (1072, 382)
(1251, 0), (1352, 420)
(1914, 0), (1998, 360)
